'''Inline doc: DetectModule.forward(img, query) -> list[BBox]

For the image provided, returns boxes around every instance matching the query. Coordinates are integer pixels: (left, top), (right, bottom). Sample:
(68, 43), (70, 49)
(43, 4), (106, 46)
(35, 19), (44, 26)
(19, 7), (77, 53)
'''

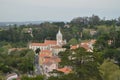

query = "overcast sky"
(0, 0), (120, 22)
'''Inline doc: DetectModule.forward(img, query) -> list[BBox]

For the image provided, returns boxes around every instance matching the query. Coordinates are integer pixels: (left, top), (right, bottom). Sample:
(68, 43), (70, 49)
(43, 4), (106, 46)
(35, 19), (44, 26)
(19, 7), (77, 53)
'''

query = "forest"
(0, 15), (120, 80)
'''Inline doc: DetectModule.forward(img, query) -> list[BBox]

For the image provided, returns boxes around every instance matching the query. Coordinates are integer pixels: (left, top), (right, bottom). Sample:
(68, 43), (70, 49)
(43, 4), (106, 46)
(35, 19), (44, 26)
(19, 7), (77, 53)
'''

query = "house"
(39, 50), (52, 65)
(41, 56), (61, 76)
(80, 42), (93, 52)
(70, 39), (96, 52)
(39, 49), (61, 76)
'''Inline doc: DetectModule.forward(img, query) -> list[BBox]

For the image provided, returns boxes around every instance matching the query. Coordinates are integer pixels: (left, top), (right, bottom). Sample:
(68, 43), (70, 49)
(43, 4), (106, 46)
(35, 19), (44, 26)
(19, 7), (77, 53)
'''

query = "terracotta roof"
(41, 50), (52, 53)
(30, 40), (57, 47)
(80, 43), (90, 50)
(31, 43), (47, 46)
(43, 56), (61, 65)
(70, 45), (79, 50)
(39, 50), (52, 57)
(40, 54), (51, 58)
(57, 67), (71, 74)
(44, 40), (57, 45)
(51, 46), (62, 49)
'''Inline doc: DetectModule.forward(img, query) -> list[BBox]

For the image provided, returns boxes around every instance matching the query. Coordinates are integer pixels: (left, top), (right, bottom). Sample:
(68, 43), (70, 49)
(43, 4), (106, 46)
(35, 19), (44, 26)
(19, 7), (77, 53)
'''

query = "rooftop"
(57, 67), (71, 74)
(31, 43), (47, 46)
(44, 40), (57, 45)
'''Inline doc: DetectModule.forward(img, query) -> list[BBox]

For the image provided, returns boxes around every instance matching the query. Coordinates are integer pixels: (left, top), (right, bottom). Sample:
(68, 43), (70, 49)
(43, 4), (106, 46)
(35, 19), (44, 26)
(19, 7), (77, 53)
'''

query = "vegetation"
(0, 45), (34, 77)
(0, 15), (120, 79)
(58, 48), (102, 80)
(100, 59), (120, 80)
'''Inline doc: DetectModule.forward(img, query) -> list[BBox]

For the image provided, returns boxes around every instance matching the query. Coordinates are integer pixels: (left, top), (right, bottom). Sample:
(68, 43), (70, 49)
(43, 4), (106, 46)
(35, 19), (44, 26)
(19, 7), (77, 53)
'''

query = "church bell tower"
(56, 28), (63, 46)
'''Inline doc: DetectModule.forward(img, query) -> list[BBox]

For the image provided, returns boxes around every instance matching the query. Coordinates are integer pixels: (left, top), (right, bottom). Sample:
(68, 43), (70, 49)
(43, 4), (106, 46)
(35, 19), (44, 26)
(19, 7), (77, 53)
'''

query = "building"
(39, 50), (53, 65)
(40, 55), (61, 76)
(29, 29), (66, 76)
(29, 29), (66, 52)
(51, 46), (66, 55)
(70, 39), (96, 52)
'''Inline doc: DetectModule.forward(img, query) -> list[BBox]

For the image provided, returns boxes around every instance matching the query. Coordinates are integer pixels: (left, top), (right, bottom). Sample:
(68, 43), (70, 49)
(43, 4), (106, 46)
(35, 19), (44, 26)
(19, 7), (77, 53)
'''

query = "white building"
(29, 29), (66, 53)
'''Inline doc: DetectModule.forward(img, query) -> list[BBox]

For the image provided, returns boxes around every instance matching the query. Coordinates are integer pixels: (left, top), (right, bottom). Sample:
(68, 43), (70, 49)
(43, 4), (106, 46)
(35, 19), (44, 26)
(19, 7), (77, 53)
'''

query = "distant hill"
(0, 20), (67, 27)
(0, 21), (45, 27)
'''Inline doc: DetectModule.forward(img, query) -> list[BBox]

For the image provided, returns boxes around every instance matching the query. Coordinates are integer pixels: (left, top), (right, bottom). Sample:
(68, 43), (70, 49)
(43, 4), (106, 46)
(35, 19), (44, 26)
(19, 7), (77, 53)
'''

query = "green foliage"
(0, 49), (34, 74)
(94, 33), (110, 51)
(68, 38), (78, 45)
(58, 48), (102, 80)
(103, 49), (120, 65)
(52, 22), (65, 27)
(0, 27), (31, 47)
(82, 29), (91, 39)
(21, 75), (45, 80)
(0, 63), (12, 73)
(0, 17), (120, 79)
(35, 48), (40, 54)
(100, 59), (120, 80)
(32, 22), (58, 41)
(0, 27), (32, 42)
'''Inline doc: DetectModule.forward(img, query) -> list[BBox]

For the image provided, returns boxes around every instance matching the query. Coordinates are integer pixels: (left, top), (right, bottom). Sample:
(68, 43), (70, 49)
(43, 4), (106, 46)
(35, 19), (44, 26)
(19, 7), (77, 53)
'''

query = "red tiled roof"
(43, 56), (61, 65)
(40, 53), (51, 58)
(80, 43), (90, 50)
(57, 67), (71, 74)
(41, 50), (52, 53)
(39, 50), (52, 57)
(31, 43), (47, 46)
(44, 40), (57, 45)
(51, 46), (62, 49)
(30, 40), (57, 46)
(70, 45), (79, 50)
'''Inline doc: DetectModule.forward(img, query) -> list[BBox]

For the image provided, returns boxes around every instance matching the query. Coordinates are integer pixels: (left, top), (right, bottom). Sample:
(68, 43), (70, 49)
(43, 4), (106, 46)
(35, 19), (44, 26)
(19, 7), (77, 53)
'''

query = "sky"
(0, 0), (120, 22)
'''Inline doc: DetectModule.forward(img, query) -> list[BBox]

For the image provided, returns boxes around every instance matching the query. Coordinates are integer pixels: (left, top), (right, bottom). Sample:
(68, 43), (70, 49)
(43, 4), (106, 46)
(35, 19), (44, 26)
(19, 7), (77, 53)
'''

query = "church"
(29, 29), (66, 55)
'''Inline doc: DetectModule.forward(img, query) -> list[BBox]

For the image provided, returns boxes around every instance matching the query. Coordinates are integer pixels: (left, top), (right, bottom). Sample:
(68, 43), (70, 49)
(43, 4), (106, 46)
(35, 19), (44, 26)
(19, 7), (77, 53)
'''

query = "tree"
(68, 38), (78, 45)
(89, 14), (100, 25)
(100, 59), (120, 80)
(94, 33), (110, 51)
(52, 22), (65, 28)
(103, 49), (120, 65)
(58, 48), (102, 80)
(35, 48), (40, 54)
(82, 29), (91, 39)
(114, 30), (120, 48)
(1, 49), (35, 74)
